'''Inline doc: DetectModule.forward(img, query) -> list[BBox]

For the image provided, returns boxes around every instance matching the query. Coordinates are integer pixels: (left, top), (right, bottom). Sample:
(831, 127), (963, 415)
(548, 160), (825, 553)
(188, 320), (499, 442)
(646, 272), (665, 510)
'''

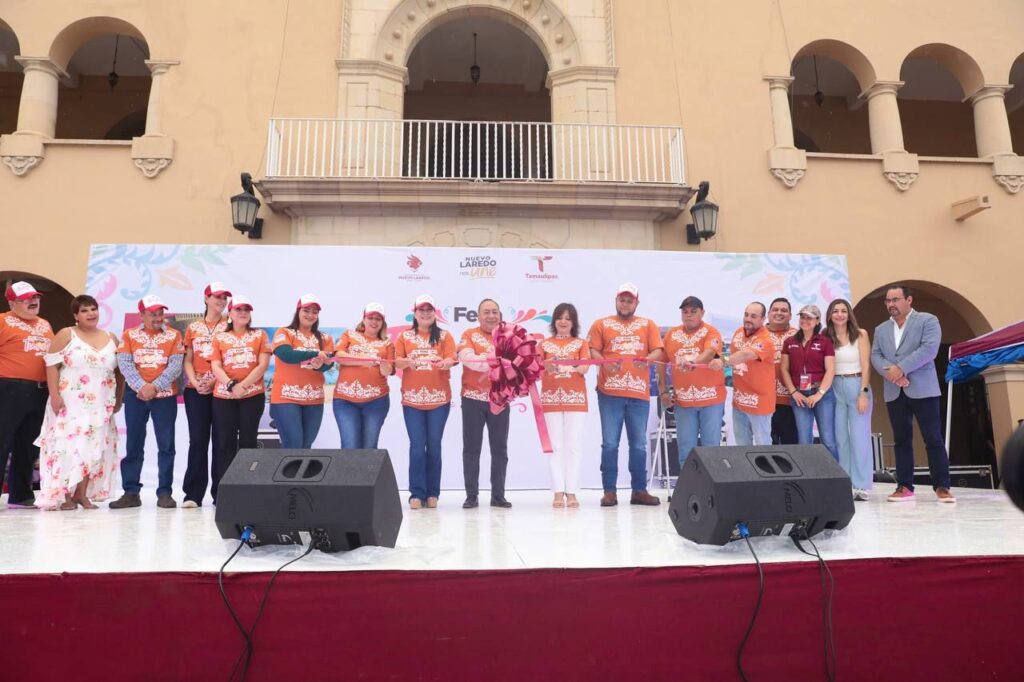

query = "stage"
(3, 485), (1023, 681)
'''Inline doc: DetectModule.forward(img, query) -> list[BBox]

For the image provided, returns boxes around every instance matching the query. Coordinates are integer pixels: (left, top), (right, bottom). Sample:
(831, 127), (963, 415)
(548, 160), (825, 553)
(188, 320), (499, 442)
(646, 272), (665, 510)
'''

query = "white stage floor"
(2, 484), (1023, 575)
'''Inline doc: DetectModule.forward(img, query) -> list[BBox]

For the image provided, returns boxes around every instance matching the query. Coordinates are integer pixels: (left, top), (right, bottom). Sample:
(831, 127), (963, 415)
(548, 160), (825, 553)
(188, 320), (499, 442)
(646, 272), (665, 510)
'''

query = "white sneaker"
(853, 489), (870, 502)
(181, 500), (200, 509)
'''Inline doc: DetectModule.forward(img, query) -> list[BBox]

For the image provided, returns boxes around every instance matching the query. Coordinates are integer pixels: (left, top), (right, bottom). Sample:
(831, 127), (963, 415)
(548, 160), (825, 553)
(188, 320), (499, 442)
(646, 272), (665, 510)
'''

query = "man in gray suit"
(870, 285), (955, 502)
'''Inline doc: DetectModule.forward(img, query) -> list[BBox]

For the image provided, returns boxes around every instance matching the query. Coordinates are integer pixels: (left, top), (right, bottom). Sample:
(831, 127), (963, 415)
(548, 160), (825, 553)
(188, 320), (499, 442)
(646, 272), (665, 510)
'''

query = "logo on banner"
(459, 255), (497, 279)
(399, 254), (430, 281)
(526, 255), (558, 280)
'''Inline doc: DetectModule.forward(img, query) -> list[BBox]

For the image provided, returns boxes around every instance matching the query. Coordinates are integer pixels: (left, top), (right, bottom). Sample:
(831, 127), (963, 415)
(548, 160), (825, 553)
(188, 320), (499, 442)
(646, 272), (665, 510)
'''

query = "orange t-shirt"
(767, 327), (798, 405)
(270, 327), (335, 405)
(539, 335), (591, 413)
(729, 325), (776, 416)
(184, 317), (228, 387)
(334, 330), (395, 403)
(0, 312), (53, 382)
(457, 326), (495, 402)
(210, 329), (272, 399)
(117, 325), (186, 398)
(662, 322), (726, 407)
(394, 328), (457, 410)
(587, 315), (664, 400)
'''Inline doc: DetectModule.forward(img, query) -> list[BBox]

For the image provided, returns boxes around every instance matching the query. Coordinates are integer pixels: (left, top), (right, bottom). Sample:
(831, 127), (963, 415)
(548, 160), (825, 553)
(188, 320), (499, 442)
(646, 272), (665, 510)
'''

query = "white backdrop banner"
(86, 244), (850, 493)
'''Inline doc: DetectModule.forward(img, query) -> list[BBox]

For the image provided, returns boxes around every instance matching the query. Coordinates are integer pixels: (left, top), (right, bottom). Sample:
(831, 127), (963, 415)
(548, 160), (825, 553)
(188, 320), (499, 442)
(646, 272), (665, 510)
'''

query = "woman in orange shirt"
(269, 294), (334, 449)
(540, 302), (590, 509)
(332, 302), (395, 449)
(209, 295), (271, 499)
(394, 295), (456, 509)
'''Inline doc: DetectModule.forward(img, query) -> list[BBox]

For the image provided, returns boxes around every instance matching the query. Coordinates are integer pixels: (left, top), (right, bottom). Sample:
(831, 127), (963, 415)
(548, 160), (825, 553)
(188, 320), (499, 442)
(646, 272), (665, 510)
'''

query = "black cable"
(219, 539), (252, 682)
(793, 534), (837, 682)
(737, 526), (764, 682)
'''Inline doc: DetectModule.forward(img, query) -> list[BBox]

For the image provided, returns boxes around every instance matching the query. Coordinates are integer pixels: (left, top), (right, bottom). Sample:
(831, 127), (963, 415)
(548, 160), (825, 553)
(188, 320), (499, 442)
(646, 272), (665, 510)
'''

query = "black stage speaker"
(215, 449), (402, 552)
(668, 445), (855, 546)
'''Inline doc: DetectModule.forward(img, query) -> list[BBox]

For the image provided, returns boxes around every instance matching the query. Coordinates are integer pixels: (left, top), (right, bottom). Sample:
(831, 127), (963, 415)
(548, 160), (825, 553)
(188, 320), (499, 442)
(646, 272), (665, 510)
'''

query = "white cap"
(5, 281), (40, 301)
(296, 294), (321, 310)
(137, 294), (168, 313)
(364, 302), (386, 318)
(413, 294), (436, 310)
(205, 281), (232, 297)
(616, 282), (639, 299)
(229, 294), (253, 311)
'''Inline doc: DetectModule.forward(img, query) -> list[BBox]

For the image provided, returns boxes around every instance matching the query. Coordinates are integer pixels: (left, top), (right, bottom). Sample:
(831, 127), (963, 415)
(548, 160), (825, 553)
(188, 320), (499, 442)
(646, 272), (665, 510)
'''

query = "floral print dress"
(35, 330), (121, 509)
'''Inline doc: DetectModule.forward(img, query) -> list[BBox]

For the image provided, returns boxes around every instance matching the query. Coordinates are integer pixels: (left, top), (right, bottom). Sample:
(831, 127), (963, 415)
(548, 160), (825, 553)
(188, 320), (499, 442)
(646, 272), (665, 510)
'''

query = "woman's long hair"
(355, 318), (388, 341)
(549, 302), (580, 338)
(825, 298), (862, 346)
(412, 317), (442, 346)
(288, 310), (324, 348)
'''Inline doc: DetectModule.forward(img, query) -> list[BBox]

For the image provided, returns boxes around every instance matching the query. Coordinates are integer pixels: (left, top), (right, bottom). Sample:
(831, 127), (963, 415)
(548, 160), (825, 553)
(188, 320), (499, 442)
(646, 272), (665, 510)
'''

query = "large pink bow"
(486, 322), (552, 453)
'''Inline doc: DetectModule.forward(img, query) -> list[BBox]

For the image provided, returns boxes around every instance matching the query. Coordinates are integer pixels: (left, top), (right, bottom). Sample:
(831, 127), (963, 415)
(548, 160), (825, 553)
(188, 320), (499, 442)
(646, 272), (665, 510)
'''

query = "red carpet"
(5, 556), (1020, 681)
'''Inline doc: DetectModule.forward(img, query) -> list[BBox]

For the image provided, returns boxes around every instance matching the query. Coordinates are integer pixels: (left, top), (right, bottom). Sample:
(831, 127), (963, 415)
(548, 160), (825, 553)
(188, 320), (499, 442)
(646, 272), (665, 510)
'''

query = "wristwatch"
(861, 387), (870, 394)
(226, 380), (238, 392)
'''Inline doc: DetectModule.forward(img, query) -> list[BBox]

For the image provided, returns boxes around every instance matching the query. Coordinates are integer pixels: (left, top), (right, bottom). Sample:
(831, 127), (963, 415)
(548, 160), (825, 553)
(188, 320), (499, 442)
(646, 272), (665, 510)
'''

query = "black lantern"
(230, 172), (263, 239)
(470, 33), (480, 85)
(686, 181), (719, 244)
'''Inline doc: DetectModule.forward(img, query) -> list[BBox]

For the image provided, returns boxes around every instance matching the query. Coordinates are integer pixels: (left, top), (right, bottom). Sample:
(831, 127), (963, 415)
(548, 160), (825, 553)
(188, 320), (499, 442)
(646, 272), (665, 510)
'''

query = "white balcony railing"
(265, 118), (686, 185)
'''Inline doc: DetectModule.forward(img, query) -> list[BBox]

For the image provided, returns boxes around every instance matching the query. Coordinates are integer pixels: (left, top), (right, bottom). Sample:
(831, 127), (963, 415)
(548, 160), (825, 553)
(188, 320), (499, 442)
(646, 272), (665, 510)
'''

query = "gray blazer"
(870, 310), (943, 402)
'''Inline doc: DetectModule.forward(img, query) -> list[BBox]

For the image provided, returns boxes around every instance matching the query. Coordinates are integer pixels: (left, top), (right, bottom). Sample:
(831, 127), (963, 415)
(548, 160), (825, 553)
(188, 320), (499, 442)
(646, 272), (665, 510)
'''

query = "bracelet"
(789, 389), (798, 396)
(226, 380), (238, 391)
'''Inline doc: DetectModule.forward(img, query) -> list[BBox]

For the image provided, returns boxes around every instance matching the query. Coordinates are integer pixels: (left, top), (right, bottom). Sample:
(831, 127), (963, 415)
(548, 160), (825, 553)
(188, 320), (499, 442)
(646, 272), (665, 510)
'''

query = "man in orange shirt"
(766, 297), (798, 445)
(110, 294), (185, 509)
(457, 298), (512, 508)
(588, 283), (665, 507)
(0, 282), (53, 509)
(712, 302), (775, 446)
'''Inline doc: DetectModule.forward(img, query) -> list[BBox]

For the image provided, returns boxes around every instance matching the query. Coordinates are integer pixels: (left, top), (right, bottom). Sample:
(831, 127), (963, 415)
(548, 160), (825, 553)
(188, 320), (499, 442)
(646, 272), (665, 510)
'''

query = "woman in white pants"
(539, 303), (590, 508)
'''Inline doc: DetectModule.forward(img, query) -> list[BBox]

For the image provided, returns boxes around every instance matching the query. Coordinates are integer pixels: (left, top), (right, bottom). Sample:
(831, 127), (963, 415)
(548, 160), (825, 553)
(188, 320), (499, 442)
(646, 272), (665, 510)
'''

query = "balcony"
(255, 118), (693, 222)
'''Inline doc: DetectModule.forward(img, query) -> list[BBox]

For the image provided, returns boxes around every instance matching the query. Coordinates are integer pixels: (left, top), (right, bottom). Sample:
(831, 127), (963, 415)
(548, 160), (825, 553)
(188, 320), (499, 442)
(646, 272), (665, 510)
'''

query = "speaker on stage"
(668, 445), (855, 546)
(215, 449), (402, 552)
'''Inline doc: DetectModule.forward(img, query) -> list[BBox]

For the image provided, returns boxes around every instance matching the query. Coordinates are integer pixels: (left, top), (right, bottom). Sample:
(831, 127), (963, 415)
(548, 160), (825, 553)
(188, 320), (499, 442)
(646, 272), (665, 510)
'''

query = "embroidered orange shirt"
(767, 327), (798, 405)
(0, 312), (53, 382)
(394, 329), (457, 409)
(728, 325), (776, 416)
(539, 335), (591, 413)
(334, 330), (395, 403)
(270, 327), (335, 405)
(184, 317), (228, 387)
(457, 326), (495, 402)
(587, 315), (663, 400)
(662, 322), (726, 407)
(210, 329), (271, 399)
(117, 325), (186, 398)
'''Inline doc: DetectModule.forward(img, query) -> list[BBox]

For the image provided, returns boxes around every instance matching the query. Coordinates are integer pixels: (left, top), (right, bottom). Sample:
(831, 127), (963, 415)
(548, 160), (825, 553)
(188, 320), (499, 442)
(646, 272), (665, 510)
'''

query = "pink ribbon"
(487, 322), (552, 453)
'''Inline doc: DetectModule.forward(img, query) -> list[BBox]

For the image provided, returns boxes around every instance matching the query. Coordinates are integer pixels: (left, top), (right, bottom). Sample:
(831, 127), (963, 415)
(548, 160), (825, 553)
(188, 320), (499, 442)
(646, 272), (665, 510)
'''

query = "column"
(131, 59), (180, 178)
(981, 365), (1024, 465)
(970, 85), (1024, 194)
(860, 80), (919, 191)
(0, 56), (66, 176)
(763, 76), (806, 188)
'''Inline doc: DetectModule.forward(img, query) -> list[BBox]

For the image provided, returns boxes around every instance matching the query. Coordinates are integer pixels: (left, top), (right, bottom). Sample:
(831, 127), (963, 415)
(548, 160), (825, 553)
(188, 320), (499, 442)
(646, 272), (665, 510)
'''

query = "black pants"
(886, 391), (951, 490)
(211, 393), (266, 501)
(182, 388), (223, 504)
(0, 379), (47, 503)
(771, 403), (798, 445)
(461, 398), (510, 499)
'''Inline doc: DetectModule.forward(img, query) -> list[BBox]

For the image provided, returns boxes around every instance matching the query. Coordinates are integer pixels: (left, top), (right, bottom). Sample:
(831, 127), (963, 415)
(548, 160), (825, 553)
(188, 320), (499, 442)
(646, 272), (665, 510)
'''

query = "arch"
(855, 280), (992, 338)
(373, 0), (582, 71)
(793, 39), (877, 93)
(0, 17), (23, 135)
(49, 16), (148, 71)
(1, 270), (76, 331)
(902, 44), (986, 98)
(1008, 53), (1024, 155)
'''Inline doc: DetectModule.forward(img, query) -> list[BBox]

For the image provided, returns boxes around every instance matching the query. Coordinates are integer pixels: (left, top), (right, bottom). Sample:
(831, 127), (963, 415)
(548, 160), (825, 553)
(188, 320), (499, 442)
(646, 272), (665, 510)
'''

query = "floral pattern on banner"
(715, 254), (850, 306)
(34, 332), (121, 509)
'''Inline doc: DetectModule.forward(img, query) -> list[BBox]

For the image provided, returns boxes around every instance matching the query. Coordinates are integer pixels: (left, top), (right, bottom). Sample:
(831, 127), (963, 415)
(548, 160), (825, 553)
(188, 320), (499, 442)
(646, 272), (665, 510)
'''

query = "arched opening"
(1, 271), (75, 332)
(403, 12), (550, 179)
(104, 109), (146, 140)
(854, 281), (996, 481)
(50, 19), (150, 140)
(0, 19), (21, 135)
(899, 44), (984, 158)
(1009, 53), (1024, 156)
(791, 41), (875, 154)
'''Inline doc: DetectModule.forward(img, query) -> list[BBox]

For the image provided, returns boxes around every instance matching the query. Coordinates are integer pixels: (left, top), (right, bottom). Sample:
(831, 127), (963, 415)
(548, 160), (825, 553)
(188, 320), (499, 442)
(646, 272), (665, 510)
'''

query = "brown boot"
(600, 491), (618, 507)
(109, 494), (141, 509)
(630, 490), (661, 506)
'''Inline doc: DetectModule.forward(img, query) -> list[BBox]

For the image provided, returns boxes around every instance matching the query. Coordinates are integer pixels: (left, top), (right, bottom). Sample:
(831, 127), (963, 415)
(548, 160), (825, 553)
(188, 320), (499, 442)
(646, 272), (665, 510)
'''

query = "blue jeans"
(333, 395), (390, 449)
(792, 388), (839, 461)
(732, 407), (773, 446)
(675, 401), (725, 466)
(597, 392), (650, 492)
(833, 376), (874, 490)
(269, 402), (324, 449)
(403, 403), (450, 501)
(122, 389), (178, 496)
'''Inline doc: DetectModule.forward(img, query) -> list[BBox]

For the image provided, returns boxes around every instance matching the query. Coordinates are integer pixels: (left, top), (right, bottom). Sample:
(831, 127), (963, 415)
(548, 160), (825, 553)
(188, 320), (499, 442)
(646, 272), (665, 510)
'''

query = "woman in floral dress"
(36, 295), (124, 510)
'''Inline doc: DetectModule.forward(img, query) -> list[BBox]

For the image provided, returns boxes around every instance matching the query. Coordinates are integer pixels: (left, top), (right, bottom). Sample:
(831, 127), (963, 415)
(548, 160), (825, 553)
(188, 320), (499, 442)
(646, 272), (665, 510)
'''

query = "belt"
(837, 372), (862, 378)
(0, 377), (47, 389)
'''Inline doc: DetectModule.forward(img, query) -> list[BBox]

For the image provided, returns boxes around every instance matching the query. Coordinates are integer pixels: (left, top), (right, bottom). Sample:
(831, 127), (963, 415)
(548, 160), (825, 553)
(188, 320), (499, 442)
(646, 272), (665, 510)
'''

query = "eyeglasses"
(799, 314), (818, 320)
(884, 297), (904, 304)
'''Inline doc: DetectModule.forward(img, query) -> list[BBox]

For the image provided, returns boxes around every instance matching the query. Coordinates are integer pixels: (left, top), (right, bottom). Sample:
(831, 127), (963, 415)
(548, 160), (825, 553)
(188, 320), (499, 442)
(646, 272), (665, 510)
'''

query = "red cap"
(296, 294), (321, 310)
(204, 281), (232, 297)
(5, 281), (41, 301)
(137, 294), (169, 313)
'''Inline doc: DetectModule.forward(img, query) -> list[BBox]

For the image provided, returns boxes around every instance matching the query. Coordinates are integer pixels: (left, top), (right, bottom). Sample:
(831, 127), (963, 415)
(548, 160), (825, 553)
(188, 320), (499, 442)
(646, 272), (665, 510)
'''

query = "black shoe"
(462, 496), (479, 509)
(490, 497), (512, 508)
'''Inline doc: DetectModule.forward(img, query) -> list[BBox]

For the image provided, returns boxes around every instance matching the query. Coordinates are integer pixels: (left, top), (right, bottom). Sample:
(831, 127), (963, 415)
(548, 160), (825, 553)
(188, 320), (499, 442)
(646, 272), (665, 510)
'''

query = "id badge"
(799, 374), (812, 390)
